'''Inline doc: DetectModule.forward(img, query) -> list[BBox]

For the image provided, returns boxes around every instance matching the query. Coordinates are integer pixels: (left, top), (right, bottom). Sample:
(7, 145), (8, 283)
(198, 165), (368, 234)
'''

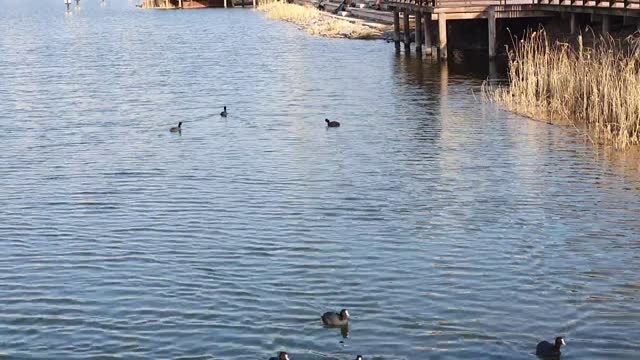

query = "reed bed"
(257, 1), (381, 39)
(487, 29), (640, 149)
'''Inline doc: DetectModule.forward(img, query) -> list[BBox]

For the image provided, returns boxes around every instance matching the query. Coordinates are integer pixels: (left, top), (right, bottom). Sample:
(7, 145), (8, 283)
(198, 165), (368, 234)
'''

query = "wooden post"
(424, 15), (433, 56)
(179, 0), (183, 7)
(224, 0), (227, 8)
(488, 9), (496, 58)
(570, 13), (577, 34)
(602, 15), (610, 34)
(438, 13), (447, 60)
(165, 0), (169, 8)
(403, 10), (411, 52)
(253, 0), (256, 7)
(489, 60), (497, 81)
(393, 8), (401, 52)
(415, 11), (423, 54)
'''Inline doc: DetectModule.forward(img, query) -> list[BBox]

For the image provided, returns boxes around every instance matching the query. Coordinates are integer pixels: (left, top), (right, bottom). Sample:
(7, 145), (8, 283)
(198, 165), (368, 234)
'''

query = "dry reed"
(487, 29), (640, 149)
(257, 1), (381, 39)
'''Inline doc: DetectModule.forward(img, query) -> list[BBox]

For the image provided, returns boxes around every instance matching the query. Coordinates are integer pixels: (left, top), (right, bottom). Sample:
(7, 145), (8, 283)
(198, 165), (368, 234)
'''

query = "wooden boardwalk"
(388, 0), (640, 58)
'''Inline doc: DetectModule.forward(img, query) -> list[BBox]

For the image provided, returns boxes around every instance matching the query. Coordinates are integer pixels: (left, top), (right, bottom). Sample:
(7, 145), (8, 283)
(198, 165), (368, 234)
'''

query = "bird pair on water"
(169, 108), (340, 132)
(169, 107), (228, 132)
(270, 353), (362, 360)
(272, 337), (565, 360)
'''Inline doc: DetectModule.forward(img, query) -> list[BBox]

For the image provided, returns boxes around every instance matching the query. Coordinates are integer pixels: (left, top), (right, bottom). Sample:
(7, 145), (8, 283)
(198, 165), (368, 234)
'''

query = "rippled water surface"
(1, 1), (640, 359)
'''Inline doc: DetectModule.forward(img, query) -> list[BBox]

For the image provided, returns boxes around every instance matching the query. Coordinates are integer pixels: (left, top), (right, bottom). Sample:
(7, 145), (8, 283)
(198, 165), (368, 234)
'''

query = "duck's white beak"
(561, 339), (566, 346)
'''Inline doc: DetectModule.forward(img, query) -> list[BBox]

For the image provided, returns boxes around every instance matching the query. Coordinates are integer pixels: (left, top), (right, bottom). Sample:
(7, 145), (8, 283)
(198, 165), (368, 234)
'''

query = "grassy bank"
(257, 1), (382, 39)
(487, 30), (640, 149)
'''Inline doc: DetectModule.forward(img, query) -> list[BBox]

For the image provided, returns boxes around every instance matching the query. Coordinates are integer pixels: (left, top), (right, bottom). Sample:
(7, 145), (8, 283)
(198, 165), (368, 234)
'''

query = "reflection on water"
(1, 1), (640, 359)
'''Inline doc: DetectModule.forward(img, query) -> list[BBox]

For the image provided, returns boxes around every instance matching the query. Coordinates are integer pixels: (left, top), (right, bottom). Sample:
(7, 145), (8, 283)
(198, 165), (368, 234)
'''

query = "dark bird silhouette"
(536, 337), (566, 358)
(268, 352), (289, 360)
(170, 122), (182, 132)
(325, 119), (340, 127)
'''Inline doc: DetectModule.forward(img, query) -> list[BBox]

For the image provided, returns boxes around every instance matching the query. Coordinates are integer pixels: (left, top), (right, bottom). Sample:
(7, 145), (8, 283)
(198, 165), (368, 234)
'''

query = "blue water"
(1, 1), (640, 359)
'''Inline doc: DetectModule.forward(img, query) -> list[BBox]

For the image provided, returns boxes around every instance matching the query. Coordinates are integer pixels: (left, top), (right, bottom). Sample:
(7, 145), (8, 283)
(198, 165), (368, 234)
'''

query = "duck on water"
(536, 336), (566, 358)
(220, 106), (228, 117)
(325, 119), (340, 127)
(321, 309), (350, 326)
(170, 122), (182, 132)
(268, 352), (289, 360)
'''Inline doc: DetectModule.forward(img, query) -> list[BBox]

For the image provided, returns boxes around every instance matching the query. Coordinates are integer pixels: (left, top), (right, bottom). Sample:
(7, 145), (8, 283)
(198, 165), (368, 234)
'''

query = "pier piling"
(393, 9), (401, 52)
(602, 15), (610, 34)
(424, 17), (433, 56)
(415, 11), (423, 54)
(438, 13), (447, 60)
(488, 9), (496, 57)
(403, 10), (411, 52)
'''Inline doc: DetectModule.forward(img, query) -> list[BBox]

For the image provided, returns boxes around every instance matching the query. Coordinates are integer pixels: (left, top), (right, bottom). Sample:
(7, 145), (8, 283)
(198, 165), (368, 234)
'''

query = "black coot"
(325, 119), (340, 127)
(536, 337), (566, 358)
(268, 351), (289, 360)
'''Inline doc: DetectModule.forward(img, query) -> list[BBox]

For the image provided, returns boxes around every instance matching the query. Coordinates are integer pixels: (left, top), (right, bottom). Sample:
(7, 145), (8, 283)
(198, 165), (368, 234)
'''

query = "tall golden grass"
(488, 29), (640, 149)
(257, 1), (381, 39)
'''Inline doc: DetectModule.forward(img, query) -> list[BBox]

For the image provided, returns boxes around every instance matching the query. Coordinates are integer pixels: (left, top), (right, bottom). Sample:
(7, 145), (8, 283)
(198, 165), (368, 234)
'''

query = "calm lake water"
(1, 1), (640, 359)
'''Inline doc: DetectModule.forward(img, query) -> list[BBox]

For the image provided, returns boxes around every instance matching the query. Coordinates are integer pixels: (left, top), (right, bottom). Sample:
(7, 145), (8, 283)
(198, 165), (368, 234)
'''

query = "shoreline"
(257, 1), (390, 40)
(485, 29), (640, 152)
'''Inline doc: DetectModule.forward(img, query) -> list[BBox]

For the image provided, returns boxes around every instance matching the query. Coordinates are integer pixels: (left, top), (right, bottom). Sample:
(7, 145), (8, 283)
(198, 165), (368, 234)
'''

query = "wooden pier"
(388, 0), (640, 59)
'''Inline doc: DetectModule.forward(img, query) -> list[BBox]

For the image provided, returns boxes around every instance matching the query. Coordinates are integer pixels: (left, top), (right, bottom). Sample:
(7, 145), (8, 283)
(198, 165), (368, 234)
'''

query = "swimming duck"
(321, 309), (350, 326)
(170, 122), (182, 132)
(536, 336), (565, 358)
(220, 106), (228, 117)
(355, 356), (364, 360)
(325, 119), (340, 127)
(268, 352), (289, 360)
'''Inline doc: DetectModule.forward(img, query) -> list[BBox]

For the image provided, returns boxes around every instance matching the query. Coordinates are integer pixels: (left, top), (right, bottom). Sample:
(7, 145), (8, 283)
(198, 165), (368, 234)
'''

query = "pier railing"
(392, 0), (537, 8)
(537, 0), (640, 8)
(392, 0), (640, 8)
